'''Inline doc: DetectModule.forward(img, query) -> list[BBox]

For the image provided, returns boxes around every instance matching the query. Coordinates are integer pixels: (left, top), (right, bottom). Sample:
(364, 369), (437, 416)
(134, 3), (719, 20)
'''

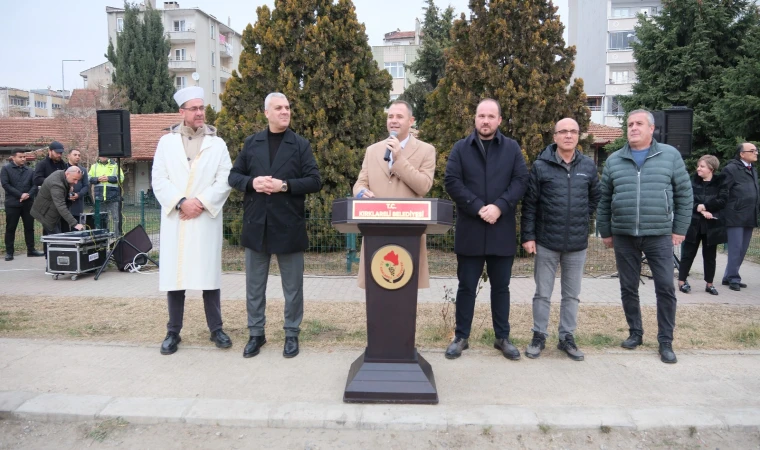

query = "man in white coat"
(152, 86), (233, 355)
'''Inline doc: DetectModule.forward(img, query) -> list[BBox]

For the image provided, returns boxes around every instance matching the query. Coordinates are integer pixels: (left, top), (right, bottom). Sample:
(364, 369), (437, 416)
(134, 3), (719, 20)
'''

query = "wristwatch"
(281, 181), (288, 192)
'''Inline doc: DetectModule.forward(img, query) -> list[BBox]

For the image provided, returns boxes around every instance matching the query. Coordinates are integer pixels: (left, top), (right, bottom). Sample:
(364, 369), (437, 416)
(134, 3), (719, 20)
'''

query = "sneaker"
(525, 332), (546, 359)
(658, 342), (677, 364)
(558, 334), (584, 361)
(678, 281), (691, 293)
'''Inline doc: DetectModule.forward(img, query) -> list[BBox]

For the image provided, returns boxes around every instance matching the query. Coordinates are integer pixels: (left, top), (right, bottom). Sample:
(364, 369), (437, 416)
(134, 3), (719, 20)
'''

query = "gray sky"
(1, 0), (568, 92)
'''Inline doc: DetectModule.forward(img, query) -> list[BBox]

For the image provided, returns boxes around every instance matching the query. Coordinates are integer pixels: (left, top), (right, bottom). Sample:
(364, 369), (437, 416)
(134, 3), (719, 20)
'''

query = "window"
(117, 17), (124, 32)
(390, 94), (399, 101)
(211, 51), (215, 66)
(175, 76), (186, 89)
(609, 31), (636, 50)
(610, 70), (631, 84)
(608, 96), (624, 116)
(52, 103), (61, 109)
(173, 20), (186, 32)
(612, 8), (631, 18)
(34, 101), (47, 109)
(384, 62), (405, 79)
(641, 6), (658, 16)
(212, 79), (216, 93)
(10, 97), (27, 107)
(210, 24), (215, 38)
(174, 48), (186, 61)
(586, 97), (602, 111)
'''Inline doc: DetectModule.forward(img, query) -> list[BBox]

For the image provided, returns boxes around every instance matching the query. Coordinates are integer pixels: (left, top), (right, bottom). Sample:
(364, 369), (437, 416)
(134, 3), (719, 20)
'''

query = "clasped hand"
(252, 176), (283, 195)
(179, 198), (204, 220)
(479, 204), (501, 225)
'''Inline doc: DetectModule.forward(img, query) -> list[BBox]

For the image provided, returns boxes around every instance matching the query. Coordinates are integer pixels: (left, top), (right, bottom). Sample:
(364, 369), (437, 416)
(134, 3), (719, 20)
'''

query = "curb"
(2, 391), (759, 432)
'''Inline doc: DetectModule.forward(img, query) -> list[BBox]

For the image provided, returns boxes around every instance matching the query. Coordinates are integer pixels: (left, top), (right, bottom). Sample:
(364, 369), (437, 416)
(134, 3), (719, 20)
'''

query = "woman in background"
(678, 155), (727, 295)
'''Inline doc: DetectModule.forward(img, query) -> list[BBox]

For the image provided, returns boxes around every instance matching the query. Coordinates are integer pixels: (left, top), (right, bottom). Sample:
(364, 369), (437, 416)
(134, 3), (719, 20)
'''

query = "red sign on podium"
(351, 200), (432, 221)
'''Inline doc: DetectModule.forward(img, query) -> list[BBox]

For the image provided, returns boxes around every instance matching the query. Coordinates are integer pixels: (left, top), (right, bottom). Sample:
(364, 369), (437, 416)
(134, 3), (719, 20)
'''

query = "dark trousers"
(723, 227), (754, 284)
(613, 235), (677, 343)
(678, 234), (717, 283)
(454, 254), (514, 340)
(245, 249), (304, 337)
(166, 289), (223, 334)
(4, 202), (35, 254)
(41, 222), (62, 258)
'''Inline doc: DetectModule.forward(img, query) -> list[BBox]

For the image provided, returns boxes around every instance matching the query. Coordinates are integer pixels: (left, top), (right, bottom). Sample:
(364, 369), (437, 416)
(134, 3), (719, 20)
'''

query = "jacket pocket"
(663, 189), (672, 219)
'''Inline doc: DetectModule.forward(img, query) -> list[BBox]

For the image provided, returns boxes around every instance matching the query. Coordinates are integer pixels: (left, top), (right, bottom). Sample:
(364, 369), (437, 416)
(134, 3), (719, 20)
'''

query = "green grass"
(299, 319), (341, 342)
(0, 311), (31, 332)
(86, 417), (129, 442)
(576, 333), (617, 348)
(731, 324), (760, 346)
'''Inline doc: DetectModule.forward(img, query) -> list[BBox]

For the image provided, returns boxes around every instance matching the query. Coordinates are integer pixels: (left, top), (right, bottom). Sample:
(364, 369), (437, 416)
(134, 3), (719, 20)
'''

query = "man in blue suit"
(444, 98), (529, 360)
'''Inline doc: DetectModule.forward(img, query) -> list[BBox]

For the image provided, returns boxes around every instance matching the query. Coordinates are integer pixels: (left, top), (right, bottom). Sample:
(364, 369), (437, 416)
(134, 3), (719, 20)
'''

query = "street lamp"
(62, 59), (84, 98)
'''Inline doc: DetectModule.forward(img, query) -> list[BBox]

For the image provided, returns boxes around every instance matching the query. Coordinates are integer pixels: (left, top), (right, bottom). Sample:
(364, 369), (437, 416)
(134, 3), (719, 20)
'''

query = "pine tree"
(106, 2), (175, 113)
(204, 105), (218, 127)
(420, 0), (589, 198)
(621, 0), (759, 160)
(399, 0), (455, 124)
(217, 0), (392, 248)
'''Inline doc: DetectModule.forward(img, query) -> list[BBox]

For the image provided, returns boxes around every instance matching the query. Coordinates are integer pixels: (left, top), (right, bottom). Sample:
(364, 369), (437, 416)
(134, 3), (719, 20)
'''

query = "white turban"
(173, 86), (204, 107)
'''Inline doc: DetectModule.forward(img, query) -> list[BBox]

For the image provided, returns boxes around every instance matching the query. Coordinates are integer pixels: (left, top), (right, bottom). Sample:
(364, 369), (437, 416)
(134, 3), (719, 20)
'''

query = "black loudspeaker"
(97, 110), (131, 157)
(652, 107), (693, 157)
(114, 224), (152, 271)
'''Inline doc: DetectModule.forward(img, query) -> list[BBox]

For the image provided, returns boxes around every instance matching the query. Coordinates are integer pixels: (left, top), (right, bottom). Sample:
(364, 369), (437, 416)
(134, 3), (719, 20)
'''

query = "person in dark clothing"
(443, 98), (529, 361)
(677, 155), (727, 296)
(228, 92), (322, 359)
(33, 141), (67, 188)
(720, 142), (759, 291)
(520, 118), (601, 361)
(1, 150), (44, 260)
(61, 149), (90, 233)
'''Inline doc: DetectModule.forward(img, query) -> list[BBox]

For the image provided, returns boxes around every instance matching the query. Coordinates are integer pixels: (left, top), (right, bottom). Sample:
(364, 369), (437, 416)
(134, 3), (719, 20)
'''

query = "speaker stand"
(94, 233), (159, 280)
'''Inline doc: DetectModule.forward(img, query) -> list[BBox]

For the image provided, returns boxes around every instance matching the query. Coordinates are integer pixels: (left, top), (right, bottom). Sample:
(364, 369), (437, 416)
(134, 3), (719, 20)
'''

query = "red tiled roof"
(588, 123), (623, 145)
(0, 113), (180, 161)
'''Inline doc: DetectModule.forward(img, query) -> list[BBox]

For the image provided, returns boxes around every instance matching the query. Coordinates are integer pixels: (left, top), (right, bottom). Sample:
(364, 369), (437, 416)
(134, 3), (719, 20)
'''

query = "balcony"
(606, 82), (635, 96)
(608, 18), (637, 31)
(220, 44), (233, 59)
(607, 49), (634, 65)
(168, 59), (197, 71)
(167, 30), (196, 43)
(220, 66), (232, 80)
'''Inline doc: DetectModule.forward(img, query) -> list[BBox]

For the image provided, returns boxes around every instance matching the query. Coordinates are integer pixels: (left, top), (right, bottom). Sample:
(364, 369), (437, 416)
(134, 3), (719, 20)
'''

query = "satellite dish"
(191, 72), (200, 81)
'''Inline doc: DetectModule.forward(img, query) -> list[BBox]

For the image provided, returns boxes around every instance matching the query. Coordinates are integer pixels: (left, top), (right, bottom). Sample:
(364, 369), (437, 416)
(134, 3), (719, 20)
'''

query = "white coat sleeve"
(196, 140), (232, 219)
(151, 137), (184, 217)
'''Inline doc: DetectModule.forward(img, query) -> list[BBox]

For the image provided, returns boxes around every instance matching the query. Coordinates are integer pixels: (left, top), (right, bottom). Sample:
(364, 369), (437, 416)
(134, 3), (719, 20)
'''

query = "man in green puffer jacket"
(597, 109), (693, 364)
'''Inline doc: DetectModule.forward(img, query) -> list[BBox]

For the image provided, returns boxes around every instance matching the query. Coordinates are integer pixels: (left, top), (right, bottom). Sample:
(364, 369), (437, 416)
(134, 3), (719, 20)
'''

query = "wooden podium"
(332, 198), (454, 404)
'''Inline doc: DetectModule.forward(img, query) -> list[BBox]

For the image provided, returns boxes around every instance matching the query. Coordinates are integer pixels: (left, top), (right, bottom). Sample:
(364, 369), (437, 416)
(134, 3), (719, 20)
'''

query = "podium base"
(343, 350), (438, 404)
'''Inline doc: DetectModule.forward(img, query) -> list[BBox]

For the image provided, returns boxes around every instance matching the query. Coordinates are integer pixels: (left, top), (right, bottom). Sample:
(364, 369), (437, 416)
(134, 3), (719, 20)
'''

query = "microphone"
(383, 131), (398, 162)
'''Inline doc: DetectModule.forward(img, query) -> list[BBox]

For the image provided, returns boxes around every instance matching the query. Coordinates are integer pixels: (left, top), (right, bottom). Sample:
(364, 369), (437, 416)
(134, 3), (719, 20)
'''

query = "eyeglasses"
(741, 149), (758, 154)
(181, 106), (205, 113)
(554, 129), (579, 136)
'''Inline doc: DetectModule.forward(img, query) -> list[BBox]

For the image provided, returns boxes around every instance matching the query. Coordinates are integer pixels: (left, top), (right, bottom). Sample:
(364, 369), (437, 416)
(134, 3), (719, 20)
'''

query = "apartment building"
(0, 87), (68, 118)
(568, 0), (661, 126)
(372, 19), (423, 101)
(104, 1), (242, 110)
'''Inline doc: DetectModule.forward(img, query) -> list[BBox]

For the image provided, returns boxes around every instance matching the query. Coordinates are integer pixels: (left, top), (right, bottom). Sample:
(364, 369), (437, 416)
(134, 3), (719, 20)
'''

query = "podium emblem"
(370, 245), (414, 290)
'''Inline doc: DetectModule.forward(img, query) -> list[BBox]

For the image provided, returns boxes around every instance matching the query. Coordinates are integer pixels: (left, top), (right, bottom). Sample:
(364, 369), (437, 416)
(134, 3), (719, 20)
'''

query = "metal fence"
(2, 191), (759, 276)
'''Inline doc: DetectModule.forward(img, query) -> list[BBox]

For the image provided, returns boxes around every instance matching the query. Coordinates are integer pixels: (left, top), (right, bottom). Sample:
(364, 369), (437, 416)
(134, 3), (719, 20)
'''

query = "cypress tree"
(420, 0), (589, 198)
(106, 2), (175, 113)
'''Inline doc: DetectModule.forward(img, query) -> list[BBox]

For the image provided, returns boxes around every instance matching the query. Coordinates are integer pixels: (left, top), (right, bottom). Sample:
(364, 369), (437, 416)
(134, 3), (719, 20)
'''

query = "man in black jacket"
(444, 98), (529, 360)
(228, 92), (322, 359)
(520, 118), (600, 361)
(33, 141), (67, 188)
(721, 142), (759, 291)
(1, 150), (44, 260)
(61, 149), (89, 232)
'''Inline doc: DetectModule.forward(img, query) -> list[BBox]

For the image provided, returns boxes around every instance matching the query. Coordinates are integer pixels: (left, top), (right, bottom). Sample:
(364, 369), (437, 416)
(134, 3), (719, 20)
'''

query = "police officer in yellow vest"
(88, 156), (124, 234)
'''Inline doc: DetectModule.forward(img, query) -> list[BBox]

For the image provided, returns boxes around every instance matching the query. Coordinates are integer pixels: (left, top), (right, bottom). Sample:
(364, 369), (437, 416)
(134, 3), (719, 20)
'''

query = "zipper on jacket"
(564, 170), (571, 252)
(636, 170), (641, 235)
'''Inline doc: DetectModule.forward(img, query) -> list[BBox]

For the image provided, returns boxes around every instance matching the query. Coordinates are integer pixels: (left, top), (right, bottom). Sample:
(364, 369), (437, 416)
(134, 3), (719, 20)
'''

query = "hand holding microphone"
(383, 131), (399, 162)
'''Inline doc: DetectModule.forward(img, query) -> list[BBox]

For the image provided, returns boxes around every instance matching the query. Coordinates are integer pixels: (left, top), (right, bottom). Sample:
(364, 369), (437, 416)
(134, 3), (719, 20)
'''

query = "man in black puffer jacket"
(520, 118), (600, 361)
(721, 142), (759, 291)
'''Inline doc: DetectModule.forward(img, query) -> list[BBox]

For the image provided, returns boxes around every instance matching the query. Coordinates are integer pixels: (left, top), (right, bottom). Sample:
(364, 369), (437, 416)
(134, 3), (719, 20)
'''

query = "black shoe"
(160, 332), (181, 355)
(729, 282), (742, 291)
(557, 334), (585, 361)
(210, 329), (232, 349)
(621, 333), (642, 349)
(243, 335), (266, 358)
(27, 250), (44, 257)
(283, 336), (299, 358)
(445, 337), (469, 359)
(494, 338), (521, 360)
(4, 253), (12, 261)
(659, 342), (677, 364)
(525, 332), (546, 359)
(722, 280), (747, 288)
(705, 285), (719, 296)
(678, 281), (691, 293)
